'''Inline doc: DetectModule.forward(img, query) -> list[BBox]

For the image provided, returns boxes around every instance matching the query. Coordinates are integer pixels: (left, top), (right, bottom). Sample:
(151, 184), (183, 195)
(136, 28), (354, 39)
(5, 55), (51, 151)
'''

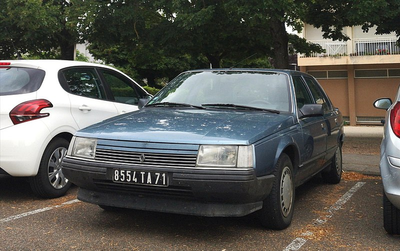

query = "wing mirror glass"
(373, 98), (392, 110)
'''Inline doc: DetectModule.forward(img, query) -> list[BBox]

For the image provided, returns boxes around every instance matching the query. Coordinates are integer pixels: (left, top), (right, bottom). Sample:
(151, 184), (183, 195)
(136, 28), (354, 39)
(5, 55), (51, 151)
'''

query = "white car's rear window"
(0, 67), (45, 95)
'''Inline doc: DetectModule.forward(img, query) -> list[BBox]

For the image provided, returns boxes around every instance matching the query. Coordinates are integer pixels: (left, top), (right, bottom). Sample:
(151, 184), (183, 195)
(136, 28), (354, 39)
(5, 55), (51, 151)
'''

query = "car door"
(97, 68), (145, 114)
(293, 76), (327, 180)
(59, 67), (119, 129)
(303, 76), (341, 160)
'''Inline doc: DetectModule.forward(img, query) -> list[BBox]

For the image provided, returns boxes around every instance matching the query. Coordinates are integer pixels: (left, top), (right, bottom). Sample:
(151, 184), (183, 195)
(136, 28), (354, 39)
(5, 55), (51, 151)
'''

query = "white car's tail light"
(0, 62), (11, 67)
(9, 99), (53, 125)
(390, 102), (400, 138)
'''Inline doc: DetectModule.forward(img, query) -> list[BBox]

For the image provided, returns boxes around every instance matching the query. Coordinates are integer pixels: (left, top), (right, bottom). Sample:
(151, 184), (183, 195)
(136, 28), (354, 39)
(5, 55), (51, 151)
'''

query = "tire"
(383, 192), (400, 234)
(259, 153), (295, 230)
(322, 145), (342, 184)
(30, 137), (71, 198)
(99, 205), (121, 211)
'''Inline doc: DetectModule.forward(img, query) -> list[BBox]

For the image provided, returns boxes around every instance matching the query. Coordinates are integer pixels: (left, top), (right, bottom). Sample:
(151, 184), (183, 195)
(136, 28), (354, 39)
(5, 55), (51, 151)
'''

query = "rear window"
(0, 67), (45, 96)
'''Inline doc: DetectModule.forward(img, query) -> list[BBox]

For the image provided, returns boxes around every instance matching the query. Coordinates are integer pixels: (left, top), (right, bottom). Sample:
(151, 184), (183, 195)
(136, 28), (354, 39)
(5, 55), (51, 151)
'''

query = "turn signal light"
(10, 99), (53, 125)
(390, 102), (400, 138)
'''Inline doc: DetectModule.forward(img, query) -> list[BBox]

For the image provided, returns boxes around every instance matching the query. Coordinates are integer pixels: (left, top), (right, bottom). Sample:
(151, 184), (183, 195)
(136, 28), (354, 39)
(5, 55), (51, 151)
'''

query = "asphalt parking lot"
(1, 126), (399, 250)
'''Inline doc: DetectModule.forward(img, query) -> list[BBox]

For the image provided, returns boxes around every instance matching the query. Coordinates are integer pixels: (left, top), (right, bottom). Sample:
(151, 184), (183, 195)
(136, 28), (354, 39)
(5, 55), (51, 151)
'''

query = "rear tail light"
(10, 99), (53, 125)
(390, 102), (400, 138)
(0, 62), (11, 68)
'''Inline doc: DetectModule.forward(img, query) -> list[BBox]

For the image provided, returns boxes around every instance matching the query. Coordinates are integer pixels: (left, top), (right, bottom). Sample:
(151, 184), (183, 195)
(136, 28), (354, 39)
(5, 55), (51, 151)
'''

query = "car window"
(303, 76), (332, 112)
(0, 67), (45, 96)
(62, 68), (105, 99)
(100, 69), (141, 105)
(293, 76), (313, 109)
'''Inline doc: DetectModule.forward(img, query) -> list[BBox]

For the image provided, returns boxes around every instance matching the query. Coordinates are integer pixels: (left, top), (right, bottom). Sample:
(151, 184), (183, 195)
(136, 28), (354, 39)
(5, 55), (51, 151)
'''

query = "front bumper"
(63, 157), (275, 217)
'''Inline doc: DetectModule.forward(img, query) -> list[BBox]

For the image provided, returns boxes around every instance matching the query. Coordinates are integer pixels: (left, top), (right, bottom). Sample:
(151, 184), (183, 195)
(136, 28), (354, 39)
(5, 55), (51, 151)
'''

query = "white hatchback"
(0, 60), (150, 198)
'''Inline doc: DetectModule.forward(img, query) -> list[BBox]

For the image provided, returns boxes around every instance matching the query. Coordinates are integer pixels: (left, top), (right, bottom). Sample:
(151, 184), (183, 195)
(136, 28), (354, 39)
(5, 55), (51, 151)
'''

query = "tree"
(154, 0), (277, 68)
(0, 0), (95, 60)
(153, 0), (322, 69)
(87, 0), (199, 87)
(299, 0), (400, 42)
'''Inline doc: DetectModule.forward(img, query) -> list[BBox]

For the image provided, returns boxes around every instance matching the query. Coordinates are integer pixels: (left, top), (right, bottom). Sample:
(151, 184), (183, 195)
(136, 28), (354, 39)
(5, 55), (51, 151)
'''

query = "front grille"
(95, 149), (197, 168)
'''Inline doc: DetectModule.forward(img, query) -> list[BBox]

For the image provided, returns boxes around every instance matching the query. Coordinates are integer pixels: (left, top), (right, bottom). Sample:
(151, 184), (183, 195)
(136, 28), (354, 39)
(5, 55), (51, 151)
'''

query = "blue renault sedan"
(63, 69), (344, 230)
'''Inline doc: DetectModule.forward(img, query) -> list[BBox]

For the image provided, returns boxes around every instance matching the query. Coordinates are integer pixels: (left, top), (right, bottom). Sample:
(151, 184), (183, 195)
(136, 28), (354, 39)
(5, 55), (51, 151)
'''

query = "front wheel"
(30, 137), (71, 198)
(259, 153), (295, 230)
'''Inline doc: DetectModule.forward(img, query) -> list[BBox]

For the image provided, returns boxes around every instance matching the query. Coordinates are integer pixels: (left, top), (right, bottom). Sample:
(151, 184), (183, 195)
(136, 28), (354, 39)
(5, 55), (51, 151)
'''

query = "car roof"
(0, 59), (113, 70)
(184, 68), (304, 76)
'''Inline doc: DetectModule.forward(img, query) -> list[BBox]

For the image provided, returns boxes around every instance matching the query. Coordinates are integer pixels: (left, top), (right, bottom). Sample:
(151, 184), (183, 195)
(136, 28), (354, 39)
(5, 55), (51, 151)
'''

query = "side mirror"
(138, 96), (152, 109)
(299, 104), (324, 118)
(373, 98), (392, 110)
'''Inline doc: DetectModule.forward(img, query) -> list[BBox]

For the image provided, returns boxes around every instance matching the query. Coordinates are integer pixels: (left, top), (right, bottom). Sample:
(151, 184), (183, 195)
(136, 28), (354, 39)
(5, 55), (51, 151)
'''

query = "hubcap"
(280, 166), (293, 218)
(47, 147), (68, 189)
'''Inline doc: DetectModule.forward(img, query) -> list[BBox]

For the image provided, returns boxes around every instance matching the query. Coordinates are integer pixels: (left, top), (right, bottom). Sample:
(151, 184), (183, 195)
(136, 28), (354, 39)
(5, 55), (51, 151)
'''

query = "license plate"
(112, 169), (168, 187)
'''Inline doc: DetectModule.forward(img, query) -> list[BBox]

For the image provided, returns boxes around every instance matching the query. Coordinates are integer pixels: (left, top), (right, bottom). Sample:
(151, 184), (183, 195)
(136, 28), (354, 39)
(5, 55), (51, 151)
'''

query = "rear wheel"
(259, 153), (294, 230)
(383, 192), (400, 234)
(322, 145), (342, 184)
(30, 138), (71, 198)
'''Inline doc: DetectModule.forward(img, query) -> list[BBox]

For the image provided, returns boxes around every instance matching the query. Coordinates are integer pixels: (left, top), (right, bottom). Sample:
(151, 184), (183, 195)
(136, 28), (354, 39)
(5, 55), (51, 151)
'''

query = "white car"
(374, 85), (400, 234)
(0, 60), (150, 198)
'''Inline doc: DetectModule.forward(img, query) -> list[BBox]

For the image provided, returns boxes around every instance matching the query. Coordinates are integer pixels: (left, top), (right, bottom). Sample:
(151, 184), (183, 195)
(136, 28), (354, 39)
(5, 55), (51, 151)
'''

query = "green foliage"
(75, 51), (89, 62)
(0, 0), (96, 60)
(143, 86), (161, 95)
(300, 0), (400, 42)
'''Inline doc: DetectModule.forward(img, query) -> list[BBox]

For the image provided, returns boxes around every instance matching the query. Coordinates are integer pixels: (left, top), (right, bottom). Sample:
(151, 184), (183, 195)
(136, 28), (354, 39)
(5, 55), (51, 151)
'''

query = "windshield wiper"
(202, 103), (280, 114)
(146, 102), (205, 109)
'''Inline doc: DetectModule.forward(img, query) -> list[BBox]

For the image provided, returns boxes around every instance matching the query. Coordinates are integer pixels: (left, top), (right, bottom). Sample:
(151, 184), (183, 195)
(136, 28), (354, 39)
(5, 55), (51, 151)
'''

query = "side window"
(100, 69), (141, 105)
(293, 76), (313, 109)
(62, 68), (105, 99)
(303, 76), (332, 112)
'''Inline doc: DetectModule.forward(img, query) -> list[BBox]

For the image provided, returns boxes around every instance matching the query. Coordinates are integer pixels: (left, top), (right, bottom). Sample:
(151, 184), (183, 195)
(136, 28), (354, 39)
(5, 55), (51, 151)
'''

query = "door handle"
(79, 105), (91, 112)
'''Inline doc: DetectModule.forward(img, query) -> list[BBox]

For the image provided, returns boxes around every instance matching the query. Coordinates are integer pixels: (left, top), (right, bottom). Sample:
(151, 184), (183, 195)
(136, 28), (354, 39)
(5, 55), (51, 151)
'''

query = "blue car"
(63, 69), (344, 230)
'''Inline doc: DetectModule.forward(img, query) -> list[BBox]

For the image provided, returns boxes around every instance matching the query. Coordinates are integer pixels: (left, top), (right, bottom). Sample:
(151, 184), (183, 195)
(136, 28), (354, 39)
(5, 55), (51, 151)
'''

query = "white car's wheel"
(383, 192), (400, 234)
(30, 138), (71, 198)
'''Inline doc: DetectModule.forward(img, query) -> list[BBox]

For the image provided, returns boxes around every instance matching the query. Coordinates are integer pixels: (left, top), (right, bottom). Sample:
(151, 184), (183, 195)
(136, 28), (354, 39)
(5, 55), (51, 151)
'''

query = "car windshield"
(0, 67), (45, 96)
(147, 71), (291, 112)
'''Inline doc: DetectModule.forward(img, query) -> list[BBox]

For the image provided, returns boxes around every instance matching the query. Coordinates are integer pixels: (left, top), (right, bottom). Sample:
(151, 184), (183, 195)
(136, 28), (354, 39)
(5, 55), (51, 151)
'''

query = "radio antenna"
(230, 53), (258, 68)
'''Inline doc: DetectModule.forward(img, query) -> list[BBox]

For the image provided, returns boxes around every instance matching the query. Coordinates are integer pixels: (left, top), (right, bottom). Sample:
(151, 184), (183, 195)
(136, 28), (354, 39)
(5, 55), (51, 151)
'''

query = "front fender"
(253, 128), (301, 177)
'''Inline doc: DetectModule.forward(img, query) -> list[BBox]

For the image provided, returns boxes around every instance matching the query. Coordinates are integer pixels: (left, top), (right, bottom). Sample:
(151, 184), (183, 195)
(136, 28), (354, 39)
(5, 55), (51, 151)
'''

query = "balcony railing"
(301, 38), (400, 58)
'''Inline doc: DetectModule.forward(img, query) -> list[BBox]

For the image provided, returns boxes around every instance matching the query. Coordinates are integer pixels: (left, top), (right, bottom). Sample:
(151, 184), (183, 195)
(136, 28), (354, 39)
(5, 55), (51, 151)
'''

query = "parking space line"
(0, 199), (80, 224)
(283, 182), (366, 251)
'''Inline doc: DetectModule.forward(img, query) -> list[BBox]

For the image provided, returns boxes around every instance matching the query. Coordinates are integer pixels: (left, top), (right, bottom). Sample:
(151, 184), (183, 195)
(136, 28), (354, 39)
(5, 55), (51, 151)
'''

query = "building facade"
(298, 24), (400, 125)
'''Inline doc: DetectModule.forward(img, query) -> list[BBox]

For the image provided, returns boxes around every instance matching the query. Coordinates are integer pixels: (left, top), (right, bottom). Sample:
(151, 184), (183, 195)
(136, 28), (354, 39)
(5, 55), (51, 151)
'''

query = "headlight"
(196, 145), (253, 168)
(69, 137), (97, 159)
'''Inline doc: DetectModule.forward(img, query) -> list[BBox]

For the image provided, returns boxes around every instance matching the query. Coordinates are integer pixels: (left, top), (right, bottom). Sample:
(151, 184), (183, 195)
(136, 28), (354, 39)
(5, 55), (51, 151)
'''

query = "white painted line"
(0, 199), (80, 224)
(283, 182), (366, 251)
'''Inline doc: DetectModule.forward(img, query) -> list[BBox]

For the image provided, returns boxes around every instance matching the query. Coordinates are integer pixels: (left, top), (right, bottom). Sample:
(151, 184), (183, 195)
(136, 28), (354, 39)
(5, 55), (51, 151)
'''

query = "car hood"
(77, 108), (296, 144)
